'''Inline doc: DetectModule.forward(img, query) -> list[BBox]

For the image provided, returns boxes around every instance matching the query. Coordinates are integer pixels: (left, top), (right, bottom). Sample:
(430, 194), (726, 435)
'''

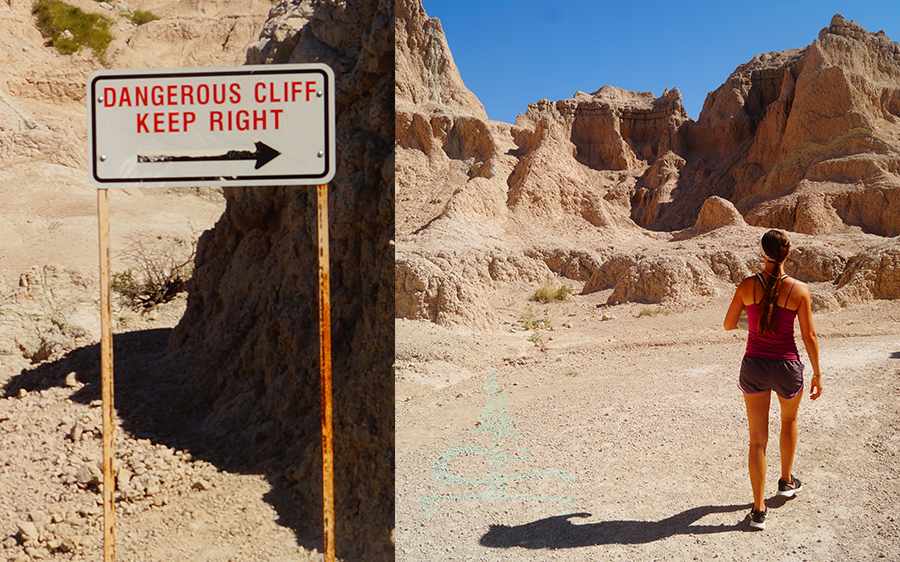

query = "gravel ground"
(0, 301), (327, 562)
(396, 292), (900, 561)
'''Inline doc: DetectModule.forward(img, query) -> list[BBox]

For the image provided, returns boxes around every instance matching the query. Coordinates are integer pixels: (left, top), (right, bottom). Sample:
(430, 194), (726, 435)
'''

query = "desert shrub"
(111, 236), (196, 310)
(637, 307), (675, 318)
(33, 0), (113, 62)
(532, 282), (573, 303)
(127, 10), (160, 25)
(520, 306), (551, 330)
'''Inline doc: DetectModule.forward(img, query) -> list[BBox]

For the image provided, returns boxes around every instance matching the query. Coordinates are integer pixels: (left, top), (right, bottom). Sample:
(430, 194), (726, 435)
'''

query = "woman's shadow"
(480, 496), (793, 549)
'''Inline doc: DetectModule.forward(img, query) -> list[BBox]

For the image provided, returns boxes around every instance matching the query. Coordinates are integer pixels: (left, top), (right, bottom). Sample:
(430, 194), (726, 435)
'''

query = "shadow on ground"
(480, 496), (796, 548)
(2, 328), (318, 551)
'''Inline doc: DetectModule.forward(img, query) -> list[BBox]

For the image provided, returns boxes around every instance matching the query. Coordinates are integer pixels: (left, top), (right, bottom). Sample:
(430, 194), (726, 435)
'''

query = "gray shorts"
(739, 356), (804, 399)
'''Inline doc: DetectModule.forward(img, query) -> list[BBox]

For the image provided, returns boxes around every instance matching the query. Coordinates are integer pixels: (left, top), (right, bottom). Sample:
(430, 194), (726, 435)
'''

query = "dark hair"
(757, 230), (790, 334)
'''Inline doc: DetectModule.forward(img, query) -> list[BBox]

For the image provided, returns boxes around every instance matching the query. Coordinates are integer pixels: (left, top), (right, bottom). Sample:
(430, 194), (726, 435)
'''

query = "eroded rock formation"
(170, 1), (394, 560)
(510, 14), (900, 235)
(397, 2), (900, 324)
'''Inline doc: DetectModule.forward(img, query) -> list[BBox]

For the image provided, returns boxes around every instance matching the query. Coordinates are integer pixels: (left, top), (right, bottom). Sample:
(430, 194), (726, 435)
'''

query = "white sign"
(88, 64), (335, 187)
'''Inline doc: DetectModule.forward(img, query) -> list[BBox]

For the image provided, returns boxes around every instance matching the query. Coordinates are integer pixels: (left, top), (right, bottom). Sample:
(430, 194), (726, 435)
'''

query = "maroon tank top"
(745, 274), (800, 361)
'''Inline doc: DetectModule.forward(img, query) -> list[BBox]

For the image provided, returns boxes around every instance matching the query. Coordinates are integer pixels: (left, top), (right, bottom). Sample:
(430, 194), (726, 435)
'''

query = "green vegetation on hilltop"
(33, 0), (113, 63)
(126, 10), (161, 26)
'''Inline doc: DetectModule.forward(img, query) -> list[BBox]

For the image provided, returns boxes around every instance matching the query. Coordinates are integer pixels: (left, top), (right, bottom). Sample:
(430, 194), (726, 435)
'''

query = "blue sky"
(420, 0), (900, 123)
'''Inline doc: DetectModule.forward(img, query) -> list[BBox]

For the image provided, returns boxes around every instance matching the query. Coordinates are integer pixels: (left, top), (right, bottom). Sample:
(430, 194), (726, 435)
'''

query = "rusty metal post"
(316, 183), (335, 562)
(97, 188), (116, 562)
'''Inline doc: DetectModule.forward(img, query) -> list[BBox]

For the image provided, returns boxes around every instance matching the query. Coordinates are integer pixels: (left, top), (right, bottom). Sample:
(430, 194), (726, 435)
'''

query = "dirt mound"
(694, 196), (747, 230)
(395, 253), (499, 328)
(606, 255), (720, 305)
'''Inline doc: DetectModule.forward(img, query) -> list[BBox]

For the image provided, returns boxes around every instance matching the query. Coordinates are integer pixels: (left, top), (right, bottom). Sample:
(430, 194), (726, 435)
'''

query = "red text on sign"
(253, 81), (319, 103)
(106, 84), (242, 107)
(209, 109), (283, 131)
(137, 112), (197, 133)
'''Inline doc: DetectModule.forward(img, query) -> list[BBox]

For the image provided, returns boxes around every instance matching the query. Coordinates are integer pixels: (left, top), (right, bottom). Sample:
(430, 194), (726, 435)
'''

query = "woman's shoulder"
(785, 276), (809, 291)
(736, 275), (760, 298)
(784, 276), (811, 306)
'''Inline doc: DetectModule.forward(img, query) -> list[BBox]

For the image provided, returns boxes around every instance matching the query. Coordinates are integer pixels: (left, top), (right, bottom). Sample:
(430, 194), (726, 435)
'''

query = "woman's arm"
(795, 283), (822, 400)
(724, 279), (750, 331)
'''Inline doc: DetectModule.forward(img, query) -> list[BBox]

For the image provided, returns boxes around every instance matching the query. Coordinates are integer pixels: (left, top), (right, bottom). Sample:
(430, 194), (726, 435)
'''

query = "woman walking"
(724, 229), (822, 530)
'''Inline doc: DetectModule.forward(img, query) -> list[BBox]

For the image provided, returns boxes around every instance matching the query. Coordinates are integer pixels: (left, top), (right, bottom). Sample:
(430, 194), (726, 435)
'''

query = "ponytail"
(757, 230), (790, 335)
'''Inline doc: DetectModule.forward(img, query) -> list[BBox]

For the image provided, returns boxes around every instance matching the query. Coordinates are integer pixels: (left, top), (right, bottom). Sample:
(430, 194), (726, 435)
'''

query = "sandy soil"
(395, 286), (900, 561)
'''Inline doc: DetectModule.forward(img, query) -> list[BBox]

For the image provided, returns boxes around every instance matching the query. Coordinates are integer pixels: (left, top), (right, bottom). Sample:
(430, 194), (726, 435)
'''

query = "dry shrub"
(532, 282), (572, 303)
(111, 235), (196, 310)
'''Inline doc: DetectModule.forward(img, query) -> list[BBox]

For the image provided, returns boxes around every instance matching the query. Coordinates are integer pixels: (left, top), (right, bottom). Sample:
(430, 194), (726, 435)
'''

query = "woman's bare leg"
(744, 391), (771, 511)
(777, 390), (803, 480)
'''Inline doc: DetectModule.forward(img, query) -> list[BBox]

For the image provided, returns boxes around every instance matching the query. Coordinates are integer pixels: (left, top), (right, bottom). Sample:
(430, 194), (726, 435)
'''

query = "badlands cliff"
(2, 1), (393, 560)
(396, 1), (900, 327)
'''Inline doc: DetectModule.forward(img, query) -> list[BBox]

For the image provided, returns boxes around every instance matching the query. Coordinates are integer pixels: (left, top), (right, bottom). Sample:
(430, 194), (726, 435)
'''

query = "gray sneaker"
(749, 507), (767, 530)
(778, 475), (803, 497)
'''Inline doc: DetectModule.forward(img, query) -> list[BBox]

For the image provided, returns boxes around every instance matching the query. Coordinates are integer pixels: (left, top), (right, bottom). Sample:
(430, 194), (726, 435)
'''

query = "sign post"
(317, 183), (335, 562)
(97, 188), (115, 562)
(88, 63), (336, 562)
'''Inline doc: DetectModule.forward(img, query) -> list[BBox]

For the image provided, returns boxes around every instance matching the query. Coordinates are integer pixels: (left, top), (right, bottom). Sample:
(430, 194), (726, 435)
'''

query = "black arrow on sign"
(137, 141), (281, 170)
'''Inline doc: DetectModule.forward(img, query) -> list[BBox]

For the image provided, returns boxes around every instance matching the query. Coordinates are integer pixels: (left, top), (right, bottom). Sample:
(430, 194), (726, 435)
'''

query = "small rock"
(17, 388), (27, 399)
(60, 30), (74, 41)
(60, 537), (78, 553)
(28, 510), (49, 527)
(24, 546), (49, 560)
(191, 479), (211, 491)
(16, 521), (38, 541)
(64, 372), (79, 388)
(69, 420), (85, 442)
(116, 467), (133, 489)
(74, 463), (101, 488)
